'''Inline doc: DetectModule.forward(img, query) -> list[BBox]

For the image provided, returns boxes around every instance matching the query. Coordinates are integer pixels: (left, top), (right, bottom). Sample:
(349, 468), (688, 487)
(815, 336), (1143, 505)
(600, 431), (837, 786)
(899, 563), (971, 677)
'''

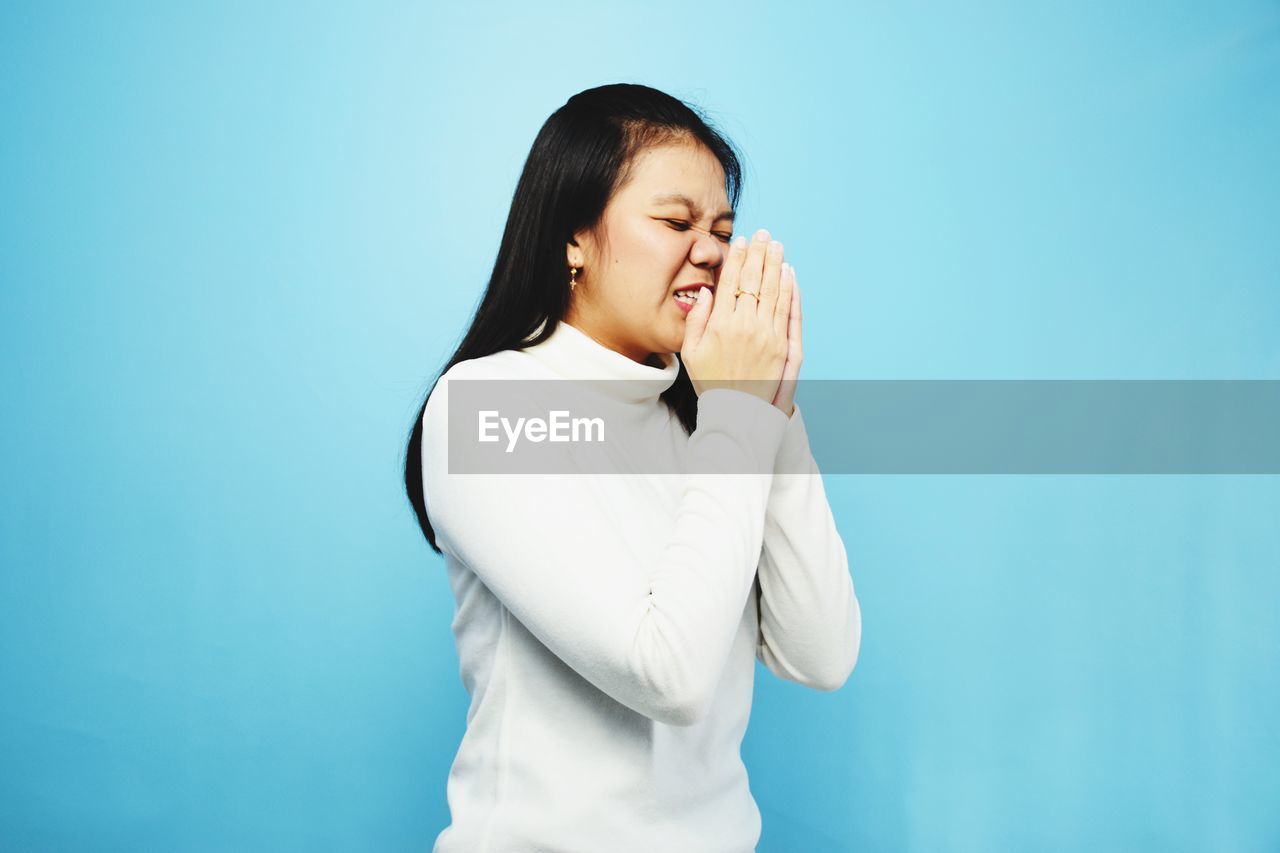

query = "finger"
(790, 267), (802, 348)
(713, 235), (747, 325)
(781, 272), (802, 404)
(758, 239), (784, 318)
(773, 262), (794, 340)
(735, 229), (770, 315)
(681, 285), (714, 353)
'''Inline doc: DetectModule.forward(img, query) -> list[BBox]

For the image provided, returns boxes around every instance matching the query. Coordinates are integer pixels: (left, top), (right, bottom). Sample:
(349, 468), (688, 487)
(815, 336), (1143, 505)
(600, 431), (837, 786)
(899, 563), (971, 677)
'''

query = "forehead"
(616, 142), (729, 210)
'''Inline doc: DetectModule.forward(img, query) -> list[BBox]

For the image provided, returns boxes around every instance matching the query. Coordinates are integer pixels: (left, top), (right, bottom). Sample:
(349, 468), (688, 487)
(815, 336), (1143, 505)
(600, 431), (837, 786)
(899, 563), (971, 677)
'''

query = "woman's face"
(565, 140), (735, 365)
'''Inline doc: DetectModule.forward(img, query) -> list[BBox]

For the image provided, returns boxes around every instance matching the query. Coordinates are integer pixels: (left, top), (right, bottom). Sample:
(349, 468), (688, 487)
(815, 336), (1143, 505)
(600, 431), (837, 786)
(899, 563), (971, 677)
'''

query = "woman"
(404, 83), (861, 852)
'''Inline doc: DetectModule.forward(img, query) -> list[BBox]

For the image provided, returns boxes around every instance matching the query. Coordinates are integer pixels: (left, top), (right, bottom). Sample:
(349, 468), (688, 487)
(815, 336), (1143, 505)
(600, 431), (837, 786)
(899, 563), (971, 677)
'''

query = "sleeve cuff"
(694, 388), (790, 475)
(774, 400), (817, 476)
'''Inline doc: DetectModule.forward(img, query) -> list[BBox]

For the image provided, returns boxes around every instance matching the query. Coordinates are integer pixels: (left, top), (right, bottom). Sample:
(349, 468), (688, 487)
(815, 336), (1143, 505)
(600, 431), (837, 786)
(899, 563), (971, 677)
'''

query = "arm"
(755, 401), (862, 691)
(422, 366), (789, 726)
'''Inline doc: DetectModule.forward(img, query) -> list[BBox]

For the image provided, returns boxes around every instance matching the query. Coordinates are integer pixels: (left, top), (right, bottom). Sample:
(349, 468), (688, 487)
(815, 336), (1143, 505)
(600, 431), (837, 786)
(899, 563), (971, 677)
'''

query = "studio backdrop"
(1, 1), (1277, 851)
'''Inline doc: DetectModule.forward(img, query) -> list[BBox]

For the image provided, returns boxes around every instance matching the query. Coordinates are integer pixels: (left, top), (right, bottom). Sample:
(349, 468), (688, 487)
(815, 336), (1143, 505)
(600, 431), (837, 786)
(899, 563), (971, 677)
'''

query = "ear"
(566, 235), (584, 269)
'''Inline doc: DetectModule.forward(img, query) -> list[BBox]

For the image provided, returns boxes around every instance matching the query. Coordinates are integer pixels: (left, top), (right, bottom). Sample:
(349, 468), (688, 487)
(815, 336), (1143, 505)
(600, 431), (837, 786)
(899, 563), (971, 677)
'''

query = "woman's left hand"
(771, 263), (802, 417)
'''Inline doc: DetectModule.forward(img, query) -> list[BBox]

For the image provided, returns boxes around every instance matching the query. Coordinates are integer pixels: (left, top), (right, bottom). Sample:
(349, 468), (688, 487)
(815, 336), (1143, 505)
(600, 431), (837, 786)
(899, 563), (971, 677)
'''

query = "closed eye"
(664, 220), (733, 243)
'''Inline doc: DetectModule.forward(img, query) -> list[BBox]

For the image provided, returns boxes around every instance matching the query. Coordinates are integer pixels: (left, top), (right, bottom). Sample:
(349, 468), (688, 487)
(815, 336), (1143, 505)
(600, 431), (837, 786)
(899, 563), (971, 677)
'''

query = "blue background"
(2, 2), (1278, 850)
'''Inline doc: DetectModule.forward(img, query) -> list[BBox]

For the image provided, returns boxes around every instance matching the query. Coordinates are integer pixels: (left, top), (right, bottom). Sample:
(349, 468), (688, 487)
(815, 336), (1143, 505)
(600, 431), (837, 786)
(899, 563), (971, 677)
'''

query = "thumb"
(681, 286), (713, 353)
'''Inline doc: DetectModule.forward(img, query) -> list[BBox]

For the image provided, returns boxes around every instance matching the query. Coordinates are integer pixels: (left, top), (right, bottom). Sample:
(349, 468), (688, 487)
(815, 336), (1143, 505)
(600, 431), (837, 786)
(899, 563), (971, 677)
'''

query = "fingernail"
(732, 235), (747, 249)
(754, 228), (770, 242)
(768, 240), (782, 255)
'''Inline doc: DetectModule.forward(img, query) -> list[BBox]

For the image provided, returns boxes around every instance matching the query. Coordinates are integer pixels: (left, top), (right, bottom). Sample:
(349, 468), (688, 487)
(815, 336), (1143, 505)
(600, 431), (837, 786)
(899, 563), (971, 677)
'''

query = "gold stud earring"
(569, 266), (579, 291)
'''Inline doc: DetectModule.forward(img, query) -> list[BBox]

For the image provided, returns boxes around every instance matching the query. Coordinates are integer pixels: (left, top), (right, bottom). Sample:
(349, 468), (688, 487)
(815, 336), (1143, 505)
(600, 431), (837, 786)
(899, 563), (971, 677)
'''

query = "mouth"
(671, 282), (710, 309)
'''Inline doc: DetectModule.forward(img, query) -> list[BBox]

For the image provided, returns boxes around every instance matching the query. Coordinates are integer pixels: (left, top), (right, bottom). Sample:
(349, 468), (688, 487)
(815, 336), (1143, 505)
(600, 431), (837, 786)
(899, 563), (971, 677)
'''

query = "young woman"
(404, 83), (861, 852)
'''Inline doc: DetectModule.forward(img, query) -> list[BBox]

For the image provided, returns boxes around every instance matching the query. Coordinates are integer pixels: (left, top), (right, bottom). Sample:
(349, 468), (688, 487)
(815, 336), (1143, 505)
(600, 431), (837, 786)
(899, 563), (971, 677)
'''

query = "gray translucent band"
(444, 379), (1280, 474)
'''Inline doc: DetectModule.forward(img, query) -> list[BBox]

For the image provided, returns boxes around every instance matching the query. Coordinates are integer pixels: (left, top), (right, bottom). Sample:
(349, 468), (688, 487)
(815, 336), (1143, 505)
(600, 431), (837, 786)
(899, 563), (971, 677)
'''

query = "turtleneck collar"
(520, 318), (681, 405)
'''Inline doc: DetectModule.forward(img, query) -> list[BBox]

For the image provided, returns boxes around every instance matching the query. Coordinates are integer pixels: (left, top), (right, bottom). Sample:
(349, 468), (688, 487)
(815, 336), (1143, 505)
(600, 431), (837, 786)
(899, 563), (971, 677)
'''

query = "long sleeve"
(754, 401), (862, 691)
(422, 364), (790, 727)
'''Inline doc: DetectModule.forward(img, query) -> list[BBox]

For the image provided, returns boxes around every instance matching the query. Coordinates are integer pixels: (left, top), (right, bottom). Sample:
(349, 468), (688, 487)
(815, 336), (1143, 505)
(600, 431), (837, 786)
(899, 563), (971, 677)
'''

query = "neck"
(520, 317), (680, 406)
(563, 307), (656, 366)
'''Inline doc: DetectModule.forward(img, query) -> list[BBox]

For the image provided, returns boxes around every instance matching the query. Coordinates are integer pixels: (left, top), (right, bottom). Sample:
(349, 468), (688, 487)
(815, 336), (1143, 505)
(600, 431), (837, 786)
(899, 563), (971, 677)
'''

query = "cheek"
(612, 227), (686, 289)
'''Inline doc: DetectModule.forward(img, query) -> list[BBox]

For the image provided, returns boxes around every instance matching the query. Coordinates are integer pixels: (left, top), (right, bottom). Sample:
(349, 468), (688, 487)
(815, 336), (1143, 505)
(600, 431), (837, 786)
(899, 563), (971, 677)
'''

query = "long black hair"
(403, 83), (745, 554)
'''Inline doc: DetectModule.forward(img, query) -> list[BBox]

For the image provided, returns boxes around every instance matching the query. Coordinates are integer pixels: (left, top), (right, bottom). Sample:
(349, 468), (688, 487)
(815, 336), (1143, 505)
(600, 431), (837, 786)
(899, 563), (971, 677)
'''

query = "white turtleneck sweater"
(421, 318), (860, 853)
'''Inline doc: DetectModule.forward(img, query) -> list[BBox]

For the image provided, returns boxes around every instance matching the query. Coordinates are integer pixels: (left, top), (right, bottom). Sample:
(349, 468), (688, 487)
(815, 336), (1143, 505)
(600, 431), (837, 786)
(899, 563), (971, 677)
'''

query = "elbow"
(628, 641), (722, 726)
(803, 645), (859, 692)
(807, 674), (846, 693)
(654, 704), (705, 727)
(808, 598), (862, 692)
(645, 685), (714, 727)
(807, 646), (858, 692)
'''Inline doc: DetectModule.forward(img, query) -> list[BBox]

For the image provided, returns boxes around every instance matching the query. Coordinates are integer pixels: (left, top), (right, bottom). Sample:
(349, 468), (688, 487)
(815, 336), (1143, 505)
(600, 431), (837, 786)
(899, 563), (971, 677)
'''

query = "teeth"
(674, 291), (696, 303)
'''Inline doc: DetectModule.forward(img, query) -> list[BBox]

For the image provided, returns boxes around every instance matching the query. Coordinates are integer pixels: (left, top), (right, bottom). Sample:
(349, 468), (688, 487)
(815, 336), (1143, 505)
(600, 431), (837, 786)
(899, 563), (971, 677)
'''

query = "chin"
(655, 329), (683, 359)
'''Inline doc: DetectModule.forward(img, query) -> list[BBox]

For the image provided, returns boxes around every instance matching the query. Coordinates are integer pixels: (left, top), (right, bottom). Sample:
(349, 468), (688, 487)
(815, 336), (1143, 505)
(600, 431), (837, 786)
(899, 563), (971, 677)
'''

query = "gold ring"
(734, 289), (760, 301)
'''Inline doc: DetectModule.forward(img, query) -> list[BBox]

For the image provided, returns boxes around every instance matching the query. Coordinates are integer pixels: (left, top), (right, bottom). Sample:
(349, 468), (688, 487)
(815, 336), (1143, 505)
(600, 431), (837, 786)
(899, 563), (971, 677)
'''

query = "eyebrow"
(649, 192), (736, 224)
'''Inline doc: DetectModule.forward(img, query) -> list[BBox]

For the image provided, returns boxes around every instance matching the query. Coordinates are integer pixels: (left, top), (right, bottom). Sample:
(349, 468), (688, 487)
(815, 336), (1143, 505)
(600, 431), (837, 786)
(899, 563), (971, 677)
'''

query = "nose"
(688, 228), (726, 269)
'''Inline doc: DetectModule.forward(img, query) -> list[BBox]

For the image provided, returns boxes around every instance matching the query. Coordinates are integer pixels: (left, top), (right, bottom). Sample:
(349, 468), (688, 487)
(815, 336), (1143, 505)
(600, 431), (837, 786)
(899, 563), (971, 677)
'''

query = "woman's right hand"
(680, 228), (795, 407)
